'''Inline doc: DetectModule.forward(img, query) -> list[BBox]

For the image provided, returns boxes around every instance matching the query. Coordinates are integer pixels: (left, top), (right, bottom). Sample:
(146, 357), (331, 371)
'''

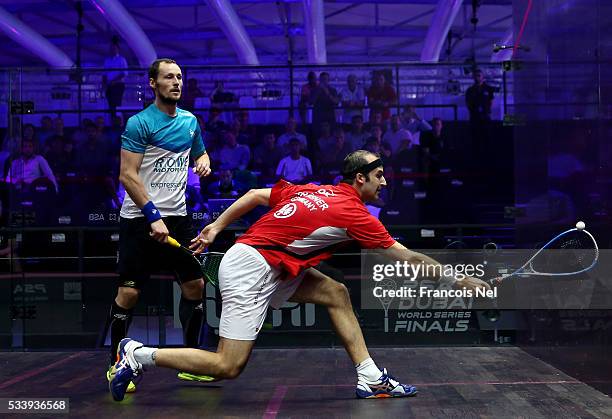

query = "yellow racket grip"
(167, 236), (182, 248)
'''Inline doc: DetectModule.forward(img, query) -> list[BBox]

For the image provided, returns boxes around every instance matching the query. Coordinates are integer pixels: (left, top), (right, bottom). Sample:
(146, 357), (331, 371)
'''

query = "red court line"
(0, 352), (85, 390)
(262, 385), (288, 419)
(410, 379), (581, 387)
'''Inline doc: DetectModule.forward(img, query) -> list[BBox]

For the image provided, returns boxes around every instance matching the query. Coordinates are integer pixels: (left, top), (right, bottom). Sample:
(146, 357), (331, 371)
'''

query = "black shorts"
(117, 215), (202, 289)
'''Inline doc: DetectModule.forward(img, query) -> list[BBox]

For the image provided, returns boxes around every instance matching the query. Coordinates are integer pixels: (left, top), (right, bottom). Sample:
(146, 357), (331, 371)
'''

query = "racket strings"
(199, 253), (224, 286)
(529, 231), (597, 275)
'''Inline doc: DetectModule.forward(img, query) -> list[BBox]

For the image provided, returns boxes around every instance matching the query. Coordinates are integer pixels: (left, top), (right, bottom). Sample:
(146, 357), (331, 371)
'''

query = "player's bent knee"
(222, 365), (244, 380)
(332, 282), (351, 306)
(217, 359), (246, 379)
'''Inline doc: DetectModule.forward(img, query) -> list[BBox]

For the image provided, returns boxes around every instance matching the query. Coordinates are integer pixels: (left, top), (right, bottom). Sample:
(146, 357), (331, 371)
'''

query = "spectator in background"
(276, 138), (313, 184)
(95, 116), (110, 143)
(420, 117), (445, 175)
(204, 107), (226, 154)
(195, 113), (206, 132)
(79, 121), (108, 165)
(277, 116), (307, 154)
(369, 124), (384, 147)
(107, 115), (125, 152)
(78, 121), (119, 209)
(379, 141), (394, 204)
(364, 137), (381, 155)
(95, 115), (121, 183)
(368, 110), (387, 132)
(182, 78), (204, 113)
(401, 105), (431, 146)
(318, 127), (352, 176)
(465, 68), (495, 160)
(214, 131), (250, 171)
(298, 71), (318, 126)
(206, 169), (240, 198)
(38, 116), (55, 146)
(231, 118), (253, 147)
(205, 107), (226, 138)
(383, 115), (413, 154)
(346, 115), (370, 151)
(210, 81), (237, 119)
(6, 138), (58, 193)
(1, 122), (15, 171)
(311, 71), (339, 134)
(316, 121), (334, 153)
(340, 74), (365, 124)
(252, 132), (284, 183)
(95, 115), (106, 133)
(22, 124), (37, 149)
(4, 123), (38, 158)
(103, 40), (128, 117)
(236, 109), (255, 142)
(466, 69), (494, 122)
(228, 119), (241, 142)
(367, 72), (397, 123)
(44, 135), (77, 180)
(71, 118), (90, 147)
(0, 138), (10, 178)
(53, 117), (65, 140)
(381, 141), (393, 162)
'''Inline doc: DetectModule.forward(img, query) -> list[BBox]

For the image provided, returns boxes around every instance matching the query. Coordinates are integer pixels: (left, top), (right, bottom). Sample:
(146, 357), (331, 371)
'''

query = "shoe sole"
(177, 372), (217, 383)
(109, 339), (138, 401)
(107, 370), (136, 392)
(109, 367), (130, 401)
(356, 389), (418, 399)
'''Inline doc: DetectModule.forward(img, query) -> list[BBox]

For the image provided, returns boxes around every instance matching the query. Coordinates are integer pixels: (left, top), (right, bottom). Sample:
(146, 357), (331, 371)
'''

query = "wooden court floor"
(1, 347), (611, 418)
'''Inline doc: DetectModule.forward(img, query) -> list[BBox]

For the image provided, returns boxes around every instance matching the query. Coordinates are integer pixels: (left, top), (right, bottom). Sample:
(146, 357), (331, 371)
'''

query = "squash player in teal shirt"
(106, 59), (214, 390)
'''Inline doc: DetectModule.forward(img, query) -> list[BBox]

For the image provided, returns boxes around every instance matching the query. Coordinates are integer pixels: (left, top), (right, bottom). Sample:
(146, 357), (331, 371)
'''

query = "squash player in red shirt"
(109, 150), (490, 401)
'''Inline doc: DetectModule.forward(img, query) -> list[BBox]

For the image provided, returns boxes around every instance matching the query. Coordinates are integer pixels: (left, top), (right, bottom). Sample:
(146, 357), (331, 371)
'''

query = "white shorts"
(218, 243), (305, 340)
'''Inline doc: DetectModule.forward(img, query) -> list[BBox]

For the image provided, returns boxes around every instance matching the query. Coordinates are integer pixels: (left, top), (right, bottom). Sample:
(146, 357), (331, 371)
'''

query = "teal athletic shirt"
(119, 103), (206, 218)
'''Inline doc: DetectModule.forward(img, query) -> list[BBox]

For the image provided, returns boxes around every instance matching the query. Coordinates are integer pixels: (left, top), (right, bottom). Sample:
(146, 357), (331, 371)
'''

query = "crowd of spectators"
(0, 68), (491, 225)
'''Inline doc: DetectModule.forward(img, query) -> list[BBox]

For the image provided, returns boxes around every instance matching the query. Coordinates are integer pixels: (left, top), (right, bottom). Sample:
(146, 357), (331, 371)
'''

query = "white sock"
(133, 346), (157, 367)
(356, 357), (382, 383)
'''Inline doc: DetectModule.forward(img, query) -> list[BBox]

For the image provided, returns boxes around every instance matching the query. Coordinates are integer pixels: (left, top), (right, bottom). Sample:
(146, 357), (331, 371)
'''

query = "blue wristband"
(141, 201), (162, 224)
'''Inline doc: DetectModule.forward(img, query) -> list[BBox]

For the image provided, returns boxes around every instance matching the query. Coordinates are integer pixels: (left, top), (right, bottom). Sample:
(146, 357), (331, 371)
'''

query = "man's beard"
(159, 90), (181, 104)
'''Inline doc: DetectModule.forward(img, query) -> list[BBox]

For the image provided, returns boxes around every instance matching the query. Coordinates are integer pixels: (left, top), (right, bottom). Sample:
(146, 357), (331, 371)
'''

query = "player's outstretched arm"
(380, 242), (491, 292)
(190, 188), (271, 253)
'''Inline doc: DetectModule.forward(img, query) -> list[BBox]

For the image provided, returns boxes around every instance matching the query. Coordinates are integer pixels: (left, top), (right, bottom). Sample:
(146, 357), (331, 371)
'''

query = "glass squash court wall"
(0, 57), (608, 356)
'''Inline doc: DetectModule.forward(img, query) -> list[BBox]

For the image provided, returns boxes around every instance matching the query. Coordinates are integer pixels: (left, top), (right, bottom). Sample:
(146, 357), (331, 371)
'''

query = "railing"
(0, 61), (509, 127)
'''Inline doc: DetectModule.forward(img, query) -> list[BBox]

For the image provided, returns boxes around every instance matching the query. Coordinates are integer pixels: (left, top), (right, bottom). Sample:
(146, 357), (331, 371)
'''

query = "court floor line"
(262, 385), (288, 419)
(0, 352), (85, 390)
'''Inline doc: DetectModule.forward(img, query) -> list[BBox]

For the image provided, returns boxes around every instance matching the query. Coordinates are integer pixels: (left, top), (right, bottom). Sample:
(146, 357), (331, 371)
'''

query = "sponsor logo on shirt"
(153, 156), (189, 173)
(274, 203), (297, 219)
(290, 191), (329, 212)
(150, 181), (186, 191)
(190, 129), (195, 138)
(317, 188), (335, 197)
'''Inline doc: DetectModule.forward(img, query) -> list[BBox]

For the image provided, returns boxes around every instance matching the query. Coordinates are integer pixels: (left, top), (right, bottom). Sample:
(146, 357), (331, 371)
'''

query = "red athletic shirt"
(237, 180), (396, 278)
